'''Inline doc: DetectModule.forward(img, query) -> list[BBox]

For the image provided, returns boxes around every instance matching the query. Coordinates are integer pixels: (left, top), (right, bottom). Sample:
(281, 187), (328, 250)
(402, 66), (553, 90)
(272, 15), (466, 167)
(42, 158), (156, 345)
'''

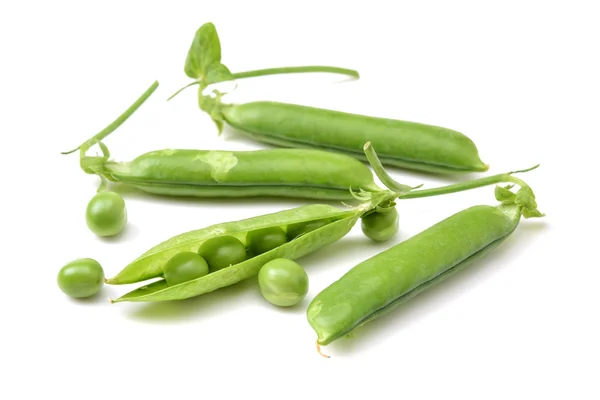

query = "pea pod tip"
(316, 341), (330, 358)
(105, 277), (118, 285)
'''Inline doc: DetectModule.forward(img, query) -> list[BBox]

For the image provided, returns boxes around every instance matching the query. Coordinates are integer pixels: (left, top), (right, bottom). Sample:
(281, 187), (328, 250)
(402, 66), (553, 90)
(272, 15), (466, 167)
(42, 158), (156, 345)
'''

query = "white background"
(1, 1), (598, 399)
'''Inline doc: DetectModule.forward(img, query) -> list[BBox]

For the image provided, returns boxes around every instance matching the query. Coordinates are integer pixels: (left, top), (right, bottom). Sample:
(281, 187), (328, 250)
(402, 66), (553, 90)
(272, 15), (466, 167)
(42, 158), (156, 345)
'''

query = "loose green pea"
(246, 226), (287, 256)
(57, 258), (105, 298)
(361, 208), (399, 242)
(286, 219), (328, 241)
(163, 252), (209, 286)
(197, 235), (247, 272)
(86, 191), (127, 237)
(258, 258), (309, 307)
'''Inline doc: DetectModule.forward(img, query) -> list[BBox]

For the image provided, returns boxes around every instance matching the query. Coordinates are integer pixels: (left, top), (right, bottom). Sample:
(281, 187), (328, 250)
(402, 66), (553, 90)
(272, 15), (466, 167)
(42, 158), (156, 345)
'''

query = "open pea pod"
(113, 215), (357, 303)
(108, 204), (355, 286)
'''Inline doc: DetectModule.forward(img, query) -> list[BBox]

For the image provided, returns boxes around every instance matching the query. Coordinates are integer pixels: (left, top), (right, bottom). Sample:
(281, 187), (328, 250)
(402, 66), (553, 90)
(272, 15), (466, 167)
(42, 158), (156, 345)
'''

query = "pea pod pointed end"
(316, 341), (330, 358)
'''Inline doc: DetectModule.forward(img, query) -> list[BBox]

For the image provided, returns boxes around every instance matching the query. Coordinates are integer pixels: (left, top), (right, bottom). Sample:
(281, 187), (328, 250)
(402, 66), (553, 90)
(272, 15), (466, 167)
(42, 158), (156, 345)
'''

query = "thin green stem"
(167, 65), (359, 101)
(364, 141), (539, 199)
(363, 142), (422, 195)
(231, 66), (359, 80)
(166, 81), (199, 101)
(62, 81), (159, 154)
(399, 165), (539, 199)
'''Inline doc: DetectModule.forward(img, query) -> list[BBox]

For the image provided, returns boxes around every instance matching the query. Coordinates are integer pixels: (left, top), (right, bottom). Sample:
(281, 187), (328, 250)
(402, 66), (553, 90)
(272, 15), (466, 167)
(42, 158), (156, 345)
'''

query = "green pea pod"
(307, 184), (544, 348)
(99, 148), (382, 201)
(108, 186), (408, 302)
(169, 22), (486, 174)
(112, 215), (357, 303)
(108, 204), (355, 286)
(214, 101), (488, 174)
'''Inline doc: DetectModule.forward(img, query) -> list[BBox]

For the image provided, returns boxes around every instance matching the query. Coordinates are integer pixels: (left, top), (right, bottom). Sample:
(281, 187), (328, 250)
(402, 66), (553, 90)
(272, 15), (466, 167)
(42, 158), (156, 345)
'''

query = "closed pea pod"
(307, 182), (544, 352)
(98, 148), (382, 201)
(174, 23), (487, 174)
(64, 82), (384, 202)
(216, 101), (488, 174)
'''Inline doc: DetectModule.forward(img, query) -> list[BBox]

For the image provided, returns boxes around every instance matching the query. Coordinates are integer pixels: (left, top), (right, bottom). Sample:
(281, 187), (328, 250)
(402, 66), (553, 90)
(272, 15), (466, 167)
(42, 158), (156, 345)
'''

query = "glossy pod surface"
(105, 148), (380, 200)
(307, 204), (521, 345)
(222, 102), (488, 174)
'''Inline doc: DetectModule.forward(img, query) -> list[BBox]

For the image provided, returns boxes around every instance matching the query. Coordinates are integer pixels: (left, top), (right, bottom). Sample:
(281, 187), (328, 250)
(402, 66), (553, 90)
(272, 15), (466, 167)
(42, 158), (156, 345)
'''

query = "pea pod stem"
(363, 142), (422, 194)
(364, 141), (539, 199)
(231, 66), (359, 80)
(168, 65), (359, 101)
(61, 81), (159, 155)
(399, 165), (539, 199)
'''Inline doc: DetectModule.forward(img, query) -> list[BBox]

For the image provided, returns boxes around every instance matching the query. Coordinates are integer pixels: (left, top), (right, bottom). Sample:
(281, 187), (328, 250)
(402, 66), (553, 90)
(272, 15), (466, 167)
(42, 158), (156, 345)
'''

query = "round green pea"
(286, 219), (328, 241)
(246, 226), (287, 256)
(57, 258), (105, 298)
(163, 252), (209, 286)
(86, 191), (127, 237)
(361, 207), (399, 242)
(197, 235), (247, 272)
(258, 258), (309, 307)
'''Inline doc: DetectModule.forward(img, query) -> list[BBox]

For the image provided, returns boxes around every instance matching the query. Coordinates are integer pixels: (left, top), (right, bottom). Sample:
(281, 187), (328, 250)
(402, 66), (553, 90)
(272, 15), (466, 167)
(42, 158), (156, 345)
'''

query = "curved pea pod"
(108, 204), (359, 303)
(307, 191), (544, 347)
(214, 101), (488, 174)
(102, 148), (381, 201)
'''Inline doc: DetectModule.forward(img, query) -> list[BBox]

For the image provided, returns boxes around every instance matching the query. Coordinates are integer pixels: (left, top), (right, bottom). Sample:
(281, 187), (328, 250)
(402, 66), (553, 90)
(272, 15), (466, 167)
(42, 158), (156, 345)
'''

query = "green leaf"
(184, 23), (222, 79)
(494, 184), (516, 204)
(522, 208), (545, 218)
(80, 156), (107, 175)
(515, 186), (537, 210)
(205, 62), (233, 85)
